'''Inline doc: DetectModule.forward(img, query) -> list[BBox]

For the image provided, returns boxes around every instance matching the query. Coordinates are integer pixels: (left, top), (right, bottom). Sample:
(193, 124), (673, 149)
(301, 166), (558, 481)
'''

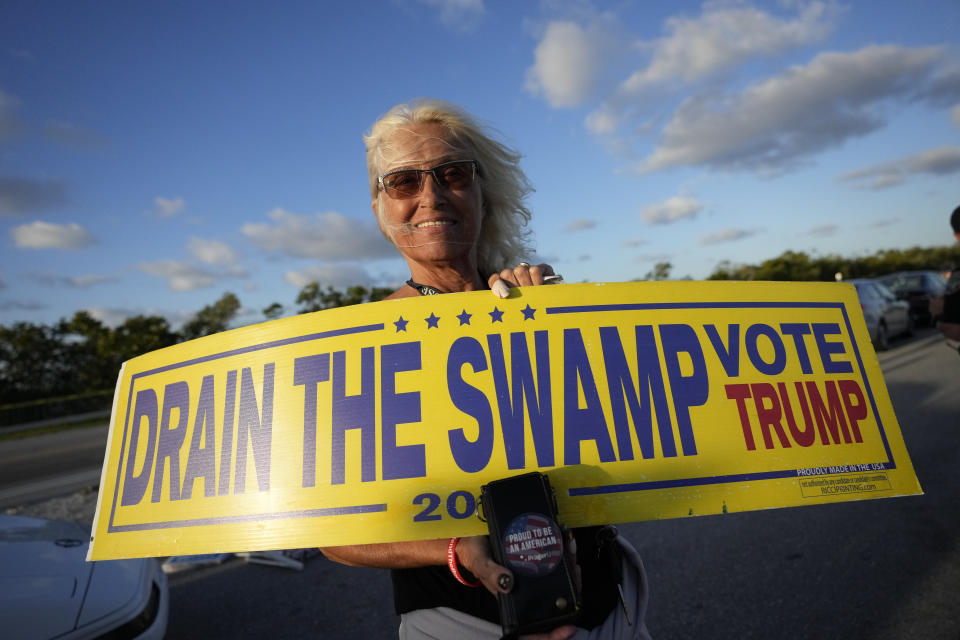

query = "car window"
(874, 282), (897, 302)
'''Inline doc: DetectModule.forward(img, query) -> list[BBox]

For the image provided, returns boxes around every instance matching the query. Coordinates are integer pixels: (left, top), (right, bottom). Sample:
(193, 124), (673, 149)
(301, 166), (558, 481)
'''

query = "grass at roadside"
(0, 416), (109, 442)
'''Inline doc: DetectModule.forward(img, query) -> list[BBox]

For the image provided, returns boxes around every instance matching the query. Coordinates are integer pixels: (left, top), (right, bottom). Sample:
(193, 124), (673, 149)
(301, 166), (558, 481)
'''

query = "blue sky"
(2, 0), (958, 329)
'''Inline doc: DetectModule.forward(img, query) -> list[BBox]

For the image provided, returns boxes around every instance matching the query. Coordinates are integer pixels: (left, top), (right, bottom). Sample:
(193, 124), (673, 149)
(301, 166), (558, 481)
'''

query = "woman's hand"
(458, 530), (584, 640)
(455, 535), (514, 596)
(489, 262), (561, 298)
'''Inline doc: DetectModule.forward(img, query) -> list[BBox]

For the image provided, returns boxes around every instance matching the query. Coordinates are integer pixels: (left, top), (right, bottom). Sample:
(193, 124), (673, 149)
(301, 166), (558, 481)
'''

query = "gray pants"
(399, 536), (651, 640)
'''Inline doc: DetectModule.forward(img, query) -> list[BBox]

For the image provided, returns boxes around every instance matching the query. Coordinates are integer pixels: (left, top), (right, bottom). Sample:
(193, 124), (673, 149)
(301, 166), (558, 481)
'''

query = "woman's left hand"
(489, 263), (561, 298)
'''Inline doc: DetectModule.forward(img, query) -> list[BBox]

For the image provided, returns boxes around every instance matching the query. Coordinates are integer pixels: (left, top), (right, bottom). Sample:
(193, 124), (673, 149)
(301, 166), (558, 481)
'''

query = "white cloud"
(838, 146), (960, 190)
(12, 221), (95, 249)
(641, 45), (944, 174)
(526, 21), (609, 108)
(285, 265), (376, 289)
(625, 1), (835, 94)
(138, 260), (217, 291)
(622, 237), (646, 248)
(641, 196), (702, 225)
(154, 196), (185, 217)
(188, 236), (238, 266)
(699, 227), (763, 245)
(415, 0), (485, 31)
(242, 208), (395, 261)
(563, 219), (597, 232)
(586, 1), (839, 132)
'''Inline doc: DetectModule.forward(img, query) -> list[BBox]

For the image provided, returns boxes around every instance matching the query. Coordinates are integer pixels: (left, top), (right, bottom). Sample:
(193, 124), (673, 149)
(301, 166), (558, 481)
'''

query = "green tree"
(262, 302), (284, 320)
(643, 262), (673, 281)
(296, 283), (392, 313)
(0, 322), (75, 403)
(180, 292), (241, 340)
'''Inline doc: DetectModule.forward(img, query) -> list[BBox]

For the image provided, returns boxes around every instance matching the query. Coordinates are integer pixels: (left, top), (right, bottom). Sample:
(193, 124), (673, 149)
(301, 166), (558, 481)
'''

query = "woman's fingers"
(455, 535), (513, 595)
(489, 263), (559, 297)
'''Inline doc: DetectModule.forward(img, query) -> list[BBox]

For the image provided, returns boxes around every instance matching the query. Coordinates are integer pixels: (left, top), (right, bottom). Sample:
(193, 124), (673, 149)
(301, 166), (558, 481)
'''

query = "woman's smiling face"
(373, 122), (484, 269)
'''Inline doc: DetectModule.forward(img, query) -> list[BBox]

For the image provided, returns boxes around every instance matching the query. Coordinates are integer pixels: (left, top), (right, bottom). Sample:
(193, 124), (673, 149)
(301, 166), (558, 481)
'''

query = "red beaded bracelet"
(447, 537), (480, 587)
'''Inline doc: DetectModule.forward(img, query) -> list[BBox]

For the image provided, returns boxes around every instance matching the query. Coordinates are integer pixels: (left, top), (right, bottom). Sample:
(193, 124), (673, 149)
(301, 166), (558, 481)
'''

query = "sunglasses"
(378, 160), (478, 199)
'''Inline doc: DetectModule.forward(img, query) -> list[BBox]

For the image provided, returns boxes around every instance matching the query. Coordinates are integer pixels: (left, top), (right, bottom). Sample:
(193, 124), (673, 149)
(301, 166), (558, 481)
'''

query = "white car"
(850, 278), (912, 350)
(0, 515), (168, 640)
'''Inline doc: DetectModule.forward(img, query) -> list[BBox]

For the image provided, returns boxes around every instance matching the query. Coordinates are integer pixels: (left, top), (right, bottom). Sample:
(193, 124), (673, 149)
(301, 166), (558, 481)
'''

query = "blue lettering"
(487, 331), (554, 469)
(779, 323), (814, 374)
(660, 324), (707, 456)
(234, 364), (274, 494)
(447, 337), (495, 473)
(121, 389), (158, 506)
(745, 324), (786, 376)
(218, 370), (237, 496)
(151, 381), (189, 503)
(563, 328), (615, 465)
(294, 353), (330, 488)
(182, 375), (216, 500)
(704, 324), (740, 377)
(812, 323), (853, 374)
(599, 326), (672, 460)
(332, 349), (376, 484)
(381, 342), (426, 480)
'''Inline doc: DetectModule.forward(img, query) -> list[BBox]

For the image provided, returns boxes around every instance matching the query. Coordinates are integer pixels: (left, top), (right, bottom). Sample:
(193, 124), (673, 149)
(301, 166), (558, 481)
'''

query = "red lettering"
(728, 379), (868, 451)
(805, 380), (854, 445)
(838, 380), (866, 443)
(724, 383), (755, 450)
(778, 382), (815, 447)
(751, 383), (791, 449)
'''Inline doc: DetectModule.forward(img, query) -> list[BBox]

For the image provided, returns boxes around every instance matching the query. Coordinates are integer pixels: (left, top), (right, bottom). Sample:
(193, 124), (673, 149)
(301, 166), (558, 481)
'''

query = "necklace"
(406, 279), (443, 296)
(406, 274), (488, 296)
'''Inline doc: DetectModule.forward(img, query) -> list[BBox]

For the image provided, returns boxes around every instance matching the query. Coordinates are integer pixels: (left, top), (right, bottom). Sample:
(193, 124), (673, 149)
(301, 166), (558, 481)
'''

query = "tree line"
(0, 284), (391, 406)
(2, 243), (956, 406)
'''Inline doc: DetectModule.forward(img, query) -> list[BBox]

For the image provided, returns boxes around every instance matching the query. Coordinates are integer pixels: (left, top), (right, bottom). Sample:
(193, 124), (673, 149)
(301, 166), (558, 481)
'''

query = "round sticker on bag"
(502, 513), (564, 577)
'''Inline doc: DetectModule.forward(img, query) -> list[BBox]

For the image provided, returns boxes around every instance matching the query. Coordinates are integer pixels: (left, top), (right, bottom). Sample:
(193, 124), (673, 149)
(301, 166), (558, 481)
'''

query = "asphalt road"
(0, 424), (107, 507)
(160, 327), (960, 639)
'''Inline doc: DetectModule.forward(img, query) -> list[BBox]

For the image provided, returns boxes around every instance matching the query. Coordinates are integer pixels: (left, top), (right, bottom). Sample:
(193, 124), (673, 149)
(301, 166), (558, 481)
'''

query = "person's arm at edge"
(320, 536), (513, 596)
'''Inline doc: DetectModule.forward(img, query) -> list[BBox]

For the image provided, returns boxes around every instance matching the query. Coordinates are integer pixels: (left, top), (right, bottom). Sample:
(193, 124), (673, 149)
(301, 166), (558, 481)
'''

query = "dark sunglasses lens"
(383, 170), (422, 197)
(438, 162), (474, 189)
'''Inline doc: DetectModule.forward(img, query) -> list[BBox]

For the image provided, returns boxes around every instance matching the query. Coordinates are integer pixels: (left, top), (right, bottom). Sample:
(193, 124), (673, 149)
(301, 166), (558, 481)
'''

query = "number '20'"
(413, 491), (476, 522)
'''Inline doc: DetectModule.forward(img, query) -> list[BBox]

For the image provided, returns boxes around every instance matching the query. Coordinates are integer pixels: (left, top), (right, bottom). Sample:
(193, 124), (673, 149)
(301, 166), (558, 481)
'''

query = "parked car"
(850, 279), (912, 350)
(0, 515), (168, 640)
(877, 270), (947, 326)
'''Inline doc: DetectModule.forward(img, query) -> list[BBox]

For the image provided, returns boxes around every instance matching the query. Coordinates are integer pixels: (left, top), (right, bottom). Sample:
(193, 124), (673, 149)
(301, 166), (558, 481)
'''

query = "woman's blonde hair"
(364, 98), (534, 275)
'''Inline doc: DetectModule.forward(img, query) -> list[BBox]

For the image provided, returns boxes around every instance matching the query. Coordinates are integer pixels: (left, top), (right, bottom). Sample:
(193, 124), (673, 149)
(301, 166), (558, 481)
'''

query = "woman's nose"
(419, 171), (447, 207)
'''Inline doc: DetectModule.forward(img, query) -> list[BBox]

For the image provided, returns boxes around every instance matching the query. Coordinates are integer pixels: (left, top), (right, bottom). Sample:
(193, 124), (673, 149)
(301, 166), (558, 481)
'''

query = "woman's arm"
(320, 535), (513, 595)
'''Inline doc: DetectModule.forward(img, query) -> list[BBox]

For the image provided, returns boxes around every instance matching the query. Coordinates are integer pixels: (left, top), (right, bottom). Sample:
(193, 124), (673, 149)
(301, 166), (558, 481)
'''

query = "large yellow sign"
(89, 282), (921, 560)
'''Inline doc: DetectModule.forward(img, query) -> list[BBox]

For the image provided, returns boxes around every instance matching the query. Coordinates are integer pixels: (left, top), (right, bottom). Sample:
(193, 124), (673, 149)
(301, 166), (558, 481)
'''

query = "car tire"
(905, 314), (915, 336)
(875, 321), (889, 351)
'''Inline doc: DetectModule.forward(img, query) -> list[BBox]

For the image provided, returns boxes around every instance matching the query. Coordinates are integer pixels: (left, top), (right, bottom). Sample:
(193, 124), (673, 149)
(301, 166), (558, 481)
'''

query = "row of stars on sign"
(393, 305), (538, 332)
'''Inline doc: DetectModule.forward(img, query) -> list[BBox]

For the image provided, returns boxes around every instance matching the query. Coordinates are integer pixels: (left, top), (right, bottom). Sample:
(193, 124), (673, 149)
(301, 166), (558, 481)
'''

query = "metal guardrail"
(0, 390), (113, 429)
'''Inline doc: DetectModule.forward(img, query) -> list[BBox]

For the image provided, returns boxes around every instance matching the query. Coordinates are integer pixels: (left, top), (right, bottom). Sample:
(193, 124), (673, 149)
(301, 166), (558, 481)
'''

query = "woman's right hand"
(455, 535), (514, 596)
